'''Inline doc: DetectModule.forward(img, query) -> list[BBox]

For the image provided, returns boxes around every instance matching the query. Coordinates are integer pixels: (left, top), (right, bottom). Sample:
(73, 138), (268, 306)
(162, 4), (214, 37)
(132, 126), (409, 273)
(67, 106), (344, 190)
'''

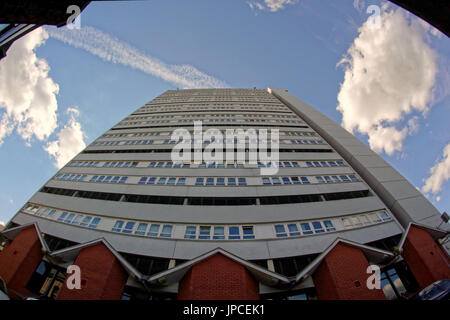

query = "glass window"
(206, 178), (214, 186)
(262, 177), (271, 185)
(324, 176), (332, 183)
(312, 221), (325, 233)
(199, 226), (211, 240)
(138, 177), (148, 184)
(195, 177), (204, 186)
(316, 176), (325, 183)
(184, 226), (196, 239)
(57, 212), (68, 222)
(147, 177), (156, 184)
(282, 177), (291, 184)
(349, 175), (358, 182)
(176, 177), (186, 185)
(328, 161), (337, 167)
(227, 177), (236, 186)
(379, 211), (391, 221)
(243, 226), (255, 239)
(306, 161), (314, 167)
(238, 178), (247, 186)
(167, 177), (176, 185)
(147, 224), (160, 237)
(80, 216), (92, 227)
(300, 223), (313, 235)
(135, 223), (148, 235)
(160, 225), (173, 238)
(351, 216), (362, 226)
(288, 224), (301, 236)
(112, 220), (124, 232)
(216, 178), (225, 186)
(157, 177), (167, 185)
(64, 213), (75, 223)
(320, 161), (329, 167)
(340, 175), (350, 182)
(122, 222), (135, 234)
(323, 220), (336, 232)
(301, 177), (310, 184)
(275, 225), (288, 237)
(89, 218), (101, 229)
(272, 177), (281, 185)
(228, 226), (240, 239)
(213, 226), (225, 240)
(342, 218), (352, 228)
(119, 177), (128, 184)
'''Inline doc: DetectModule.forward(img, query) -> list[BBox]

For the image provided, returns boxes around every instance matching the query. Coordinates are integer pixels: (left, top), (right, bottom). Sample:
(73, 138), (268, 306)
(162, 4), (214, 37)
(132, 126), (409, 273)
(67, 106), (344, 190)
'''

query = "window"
(64, 213), (75, 223)
(122, 222), (135, 234)
(57, 212), (68, 222)
(349, 175), (358, 182)
(217, 178), (225, 186)
(80, 216), (92, 227)
(301, 177), (310, 184)
(119, 177), (128, 184)
(340, 175), (350, 182)
(323, 220), (336, 232)
(262, 177), (271, 185)
(195, 178), (204, 186)
(228, 226), (240, 239)
(238, 178), (247, 186)
(288, 224), (301, 236)
(138, 177), (147, 184)
(147, 177), (156, 184)
(243, 226), (255, 239)
(112, 220), (124, 232)
(199, 226), (211, 240)
(316, 176), (325, 183)
(379, 211), (391, 221)
(312, 221), (325, 233)
(282, 177), (291, 184)
(300, 223), (313, 235)
(275, 225), (288, 237)
(135, 223), (148, 236)
(185, 226), (196, 239)
(160, 225), (173, 238)
(213, 226), (225, 240)
(342, 218), (352, 228)
(147, 224), (160, 237)
(272, 177), (281, 185)
(206, 178), (214, 186)
(176, 177), (186, 185)
(167, 177), (176, 185)
(291, 177), (300, 184)
(157, 177), (167, 185)
(227, 177), (236, 186)
(89, 218), (101, 229)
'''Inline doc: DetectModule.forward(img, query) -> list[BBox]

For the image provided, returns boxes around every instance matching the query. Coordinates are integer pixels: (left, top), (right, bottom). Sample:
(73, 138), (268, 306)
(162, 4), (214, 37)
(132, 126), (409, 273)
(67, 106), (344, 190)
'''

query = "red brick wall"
(56, 243), (128, 300)
(0, 226), (44, 299)
(401, 226), (450, 288)
(178, 253), (259, 300)
(312, 243), (386, 300)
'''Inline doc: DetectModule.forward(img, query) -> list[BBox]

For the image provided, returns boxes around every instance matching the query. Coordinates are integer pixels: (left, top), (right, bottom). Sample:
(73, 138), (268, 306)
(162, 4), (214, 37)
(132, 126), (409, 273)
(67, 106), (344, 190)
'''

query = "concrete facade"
(1, 88), (448, 300)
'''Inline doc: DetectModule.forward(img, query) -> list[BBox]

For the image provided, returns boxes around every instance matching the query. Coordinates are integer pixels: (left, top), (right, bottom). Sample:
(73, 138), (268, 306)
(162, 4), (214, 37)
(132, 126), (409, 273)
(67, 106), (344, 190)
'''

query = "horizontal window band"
(39, 186), (371, 206)
(110, 124), (309, 130)
(82, 148), (334, 154)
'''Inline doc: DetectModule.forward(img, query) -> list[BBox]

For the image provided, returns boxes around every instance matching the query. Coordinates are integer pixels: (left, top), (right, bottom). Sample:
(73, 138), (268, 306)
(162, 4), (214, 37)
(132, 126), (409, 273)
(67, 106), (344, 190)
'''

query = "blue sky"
(0, 0), (448, 225)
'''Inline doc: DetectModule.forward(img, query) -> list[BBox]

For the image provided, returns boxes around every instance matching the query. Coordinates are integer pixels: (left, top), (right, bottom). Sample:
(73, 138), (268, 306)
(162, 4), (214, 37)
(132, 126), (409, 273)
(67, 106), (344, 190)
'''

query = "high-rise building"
(0, 88), (448, 300)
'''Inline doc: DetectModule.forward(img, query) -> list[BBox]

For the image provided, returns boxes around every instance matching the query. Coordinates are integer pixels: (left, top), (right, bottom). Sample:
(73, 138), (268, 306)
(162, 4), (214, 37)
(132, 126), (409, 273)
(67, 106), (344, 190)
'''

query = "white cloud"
(247, 0), (298, 12)
(336, 7), (437, 155)
(0, 27), (59, 146)
(45, 26), (228, 89)
(44, 108), (86, 169)
(0, 221), (4, 226)
(422, 142), (450, 195)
